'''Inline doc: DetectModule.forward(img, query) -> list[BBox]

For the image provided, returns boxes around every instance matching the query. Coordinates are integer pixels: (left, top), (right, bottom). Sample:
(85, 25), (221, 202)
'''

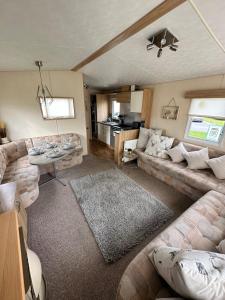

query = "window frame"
(39, 97), (76, 120)
(184, 115), (225, 146)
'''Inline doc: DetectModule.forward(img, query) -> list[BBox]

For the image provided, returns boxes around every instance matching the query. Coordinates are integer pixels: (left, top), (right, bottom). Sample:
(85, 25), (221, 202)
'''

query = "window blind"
(189, 98), (225, 118)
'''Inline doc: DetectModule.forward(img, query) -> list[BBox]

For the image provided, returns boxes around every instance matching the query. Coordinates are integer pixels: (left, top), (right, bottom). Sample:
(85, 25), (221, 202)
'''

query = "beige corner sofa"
(117, 140), (225, 299)
(135, 140), (225, 200)
(0, 133), (83, 208)
(117, 190), (225, 300)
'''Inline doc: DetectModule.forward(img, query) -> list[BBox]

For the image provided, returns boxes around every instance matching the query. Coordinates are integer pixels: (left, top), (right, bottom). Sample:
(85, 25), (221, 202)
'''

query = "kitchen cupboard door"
(96, 94), (109, 122)
(105, 125), (111, 145)
(97, 123), (104, 142)
(130, 91), (144, 112)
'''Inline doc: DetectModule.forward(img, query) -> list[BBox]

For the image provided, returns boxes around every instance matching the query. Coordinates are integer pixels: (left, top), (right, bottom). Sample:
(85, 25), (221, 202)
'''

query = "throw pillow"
(150, 246), (225, 300)
(217, 239), (225, 253)
(166, 143), (188, 163)
(0, 182), (16, 213)
(145, 135), (174, 159)
(136, 127), (162, 149)
(183, 148), (209, 169)
(207, 155), (225, 179)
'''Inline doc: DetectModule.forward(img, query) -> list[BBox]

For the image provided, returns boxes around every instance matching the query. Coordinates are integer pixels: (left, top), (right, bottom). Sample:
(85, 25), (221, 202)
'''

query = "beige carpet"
(27, 155), (193, 300)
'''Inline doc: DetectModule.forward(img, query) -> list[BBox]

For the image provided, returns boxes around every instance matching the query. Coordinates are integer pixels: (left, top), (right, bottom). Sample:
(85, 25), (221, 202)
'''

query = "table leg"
(40, 164), (66, 186)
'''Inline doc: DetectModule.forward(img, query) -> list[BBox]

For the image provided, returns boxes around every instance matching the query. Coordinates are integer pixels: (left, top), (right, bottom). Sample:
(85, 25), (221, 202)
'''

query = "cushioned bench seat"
(135, 149), (225, 198)
(0, 132), (83, 208)
(2, 155), (40, 208)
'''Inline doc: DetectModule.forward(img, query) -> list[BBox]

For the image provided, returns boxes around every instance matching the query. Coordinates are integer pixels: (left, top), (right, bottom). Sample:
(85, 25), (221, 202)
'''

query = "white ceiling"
(0, 0), (225, 88)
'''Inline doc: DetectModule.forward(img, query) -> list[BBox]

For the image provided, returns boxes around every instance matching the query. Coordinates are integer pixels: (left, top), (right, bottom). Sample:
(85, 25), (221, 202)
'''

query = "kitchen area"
(90, 86), (153, 165)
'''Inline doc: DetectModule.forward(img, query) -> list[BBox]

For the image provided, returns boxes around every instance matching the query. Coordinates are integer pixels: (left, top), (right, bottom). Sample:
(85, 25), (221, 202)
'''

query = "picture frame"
(161, 97), (179, 120)
(161, 105), (179, 120)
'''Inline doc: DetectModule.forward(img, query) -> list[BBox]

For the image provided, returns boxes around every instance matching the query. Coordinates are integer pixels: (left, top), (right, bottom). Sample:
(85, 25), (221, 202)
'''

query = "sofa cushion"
(152, 247), (225, 300)
(2, 155), (39, 208)
(145, 135), (174, 159)
(26, 133), (81, 149)
(136, 149), (225, 195)
(217, 239), (225, 254)
(207, 155), (225, 179)
(167, 143), (187, 163)
(184, 148), (209, 170)
(137, 128), (162, 149)
(2, 140), (28, 163)
(0, 182), (17, 213)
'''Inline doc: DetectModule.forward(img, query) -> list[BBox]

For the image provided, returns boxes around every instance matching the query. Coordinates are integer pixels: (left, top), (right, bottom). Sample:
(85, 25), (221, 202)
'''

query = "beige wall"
(0, 71), (88, 154)
(143, 74), (225, 149)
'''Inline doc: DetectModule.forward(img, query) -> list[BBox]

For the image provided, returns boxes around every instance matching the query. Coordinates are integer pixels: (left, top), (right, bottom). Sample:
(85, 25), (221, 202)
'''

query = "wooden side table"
(0, 211), (25, 300)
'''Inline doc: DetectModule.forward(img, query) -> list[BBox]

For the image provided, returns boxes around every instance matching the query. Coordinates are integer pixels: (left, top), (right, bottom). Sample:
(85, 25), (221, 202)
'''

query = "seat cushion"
(136, 149), (225, 195)
(2, 155), (40, 208)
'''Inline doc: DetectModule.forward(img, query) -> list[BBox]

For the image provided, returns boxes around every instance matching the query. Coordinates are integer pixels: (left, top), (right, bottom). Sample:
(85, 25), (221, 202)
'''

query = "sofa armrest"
(117, 249), (163, 300)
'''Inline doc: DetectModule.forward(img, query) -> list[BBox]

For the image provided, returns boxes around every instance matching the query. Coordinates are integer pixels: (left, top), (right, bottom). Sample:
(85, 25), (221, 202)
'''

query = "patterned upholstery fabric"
(135, 145), (225, 199)
(1, 142), (40, 208)
(0, 133), (83, 208)
(117, 190), (225, 300)
(25, 132), (83, 170)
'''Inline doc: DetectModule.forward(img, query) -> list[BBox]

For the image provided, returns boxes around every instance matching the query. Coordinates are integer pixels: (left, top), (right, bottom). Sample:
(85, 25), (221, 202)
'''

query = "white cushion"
(207, 155), (225, 179)
(136, 127), (162, 149)
(166, 143), (187, 163)
(145, 135), (174, 159)
(184, 148), (209, 169)
(151, 246), (225, 300)
(26, 248), (42, 299)
(0, 182), (16, 213)
(217, 239), (225, 254)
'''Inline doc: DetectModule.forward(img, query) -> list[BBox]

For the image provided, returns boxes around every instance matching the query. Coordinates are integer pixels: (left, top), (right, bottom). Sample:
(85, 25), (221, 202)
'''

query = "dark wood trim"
(71, 0), (186, 71)
(184, 89), (225, 99)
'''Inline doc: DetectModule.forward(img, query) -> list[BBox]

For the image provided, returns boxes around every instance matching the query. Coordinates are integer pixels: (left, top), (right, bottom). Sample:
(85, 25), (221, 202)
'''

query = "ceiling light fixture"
(35, 60), (53, 101)
(147, 28), (179, 58)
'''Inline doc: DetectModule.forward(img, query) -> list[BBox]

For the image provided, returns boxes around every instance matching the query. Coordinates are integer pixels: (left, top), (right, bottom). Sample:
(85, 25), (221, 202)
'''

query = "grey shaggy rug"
(70, 168), (173, 262)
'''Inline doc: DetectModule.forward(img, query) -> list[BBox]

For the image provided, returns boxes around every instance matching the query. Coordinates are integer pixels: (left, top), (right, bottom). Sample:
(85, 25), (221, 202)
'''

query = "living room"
(0, 1), (225, 300)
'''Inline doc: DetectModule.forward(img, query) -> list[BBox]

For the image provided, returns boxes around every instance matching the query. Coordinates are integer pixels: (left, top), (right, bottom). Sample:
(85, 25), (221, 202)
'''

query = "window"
(39, 97), (75, 120)
(112, 100), (120, 117)
(185, 98), (225, 145)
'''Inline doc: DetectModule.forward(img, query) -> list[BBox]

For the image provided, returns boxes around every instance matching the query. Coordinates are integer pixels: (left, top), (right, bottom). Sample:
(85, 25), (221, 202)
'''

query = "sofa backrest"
(0, 140), (27, 183)
(1, 140), (27, 163)
(173, 139), (225, 159)
(25, 133), (81, 149)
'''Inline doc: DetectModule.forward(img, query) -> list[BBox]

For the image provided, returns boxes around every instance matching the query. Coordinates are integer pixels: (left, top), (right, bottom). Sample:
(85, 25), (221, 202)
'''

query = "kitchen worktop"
(97, 121), (118, 126)
(98, 121), (138, 131)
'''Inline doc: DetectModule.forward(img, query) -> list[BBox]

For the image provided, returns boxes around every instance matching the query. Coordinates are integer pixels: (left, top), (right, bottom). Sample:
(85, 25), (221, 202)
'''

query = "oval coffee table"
(29, 148), (76, 186)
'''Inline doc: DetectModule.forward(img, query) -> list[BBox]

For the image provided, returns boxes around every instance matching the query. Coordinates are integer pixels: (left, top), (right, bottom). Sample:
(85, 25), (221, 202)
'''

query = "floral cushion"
(145, 135), (174, 159)
(151, 247), (225, 300)
(137, 128), (162, 149)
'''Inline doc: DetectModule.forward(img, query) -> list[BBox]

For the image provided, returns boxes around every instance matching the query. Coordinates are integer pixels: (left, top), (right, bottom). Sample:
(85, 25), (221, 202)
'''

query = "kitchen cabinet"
(130, 91), (144, 112)
(130, 89), (153, 128)
(115, 92), (131, 103)
(97, 123), (111, 145)
(96, 94), (109, 122)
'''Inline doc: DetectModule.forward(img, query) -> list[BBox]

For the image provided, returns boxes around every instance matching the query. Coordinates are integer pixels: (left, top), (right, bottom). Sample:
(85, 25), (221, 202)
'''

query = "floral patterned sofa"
(0, 133), (83, 208)
(117, 190), (225, 300)
(135, 141), (225, 200)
